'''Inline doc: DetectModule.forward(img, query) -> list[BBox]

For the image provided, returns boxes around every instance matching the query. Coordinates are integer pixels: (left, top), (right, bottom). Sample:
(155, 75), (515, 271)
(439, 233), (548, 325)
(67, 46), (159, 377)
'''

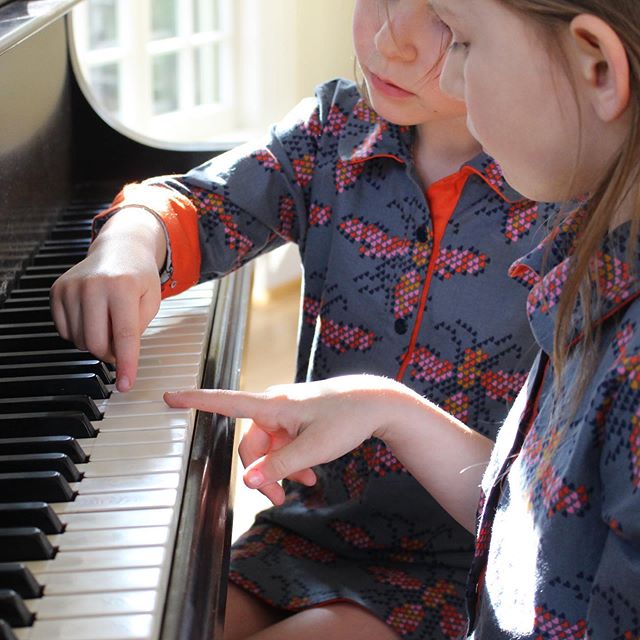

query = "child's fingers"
(244, 432), (322, 489)
(238, 421), (271, 468)
(249, 478), (286, 506)
(81, 294), (112, 362)
(109, 293), (142, 392)
(164, 389), (269, 419)
(49, 286), (70, 342)
(239, 423), (317, 487)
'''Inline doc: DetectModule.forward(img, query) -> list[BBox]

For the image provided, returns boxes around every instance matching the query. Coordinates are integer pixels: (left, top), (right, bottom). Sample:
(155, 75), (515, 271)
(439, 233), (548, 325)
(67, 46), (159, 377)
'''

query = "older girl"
(167, 1), (640, 637)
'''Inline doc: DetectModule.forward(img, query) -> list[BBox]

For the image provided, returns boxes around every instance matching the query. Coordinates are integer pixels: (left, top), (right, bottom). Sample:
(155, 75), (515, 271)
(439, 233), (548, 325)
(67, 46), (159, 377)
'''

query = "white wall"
(246, 0), (356, 294)
(236, 0), (356, 138)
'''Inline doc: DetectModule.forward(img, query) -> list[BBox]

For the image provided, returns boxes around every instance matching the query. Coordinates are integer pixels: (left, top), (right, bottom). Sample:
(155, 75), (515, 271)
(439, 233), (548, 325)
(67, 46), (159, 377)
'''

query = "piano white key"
(53, 489), (178, 514)
(158, 297), (212, 308)
(83, 442), (185, 461)
(14, 614), (155, 640)
(32, 567), (162, 595)
(99, 403), (193, 419)
(77, 458), (182, 478)
(62, 508), (174, 531)
(49, 527), (170, 551)
(29, 591), (157, 620)
(94, 414), (191, 431)
(27, 546), (166, 573)
(28, 590), (157, 620)
(78, 429), (186, 450)
(138, 343), (204, 357)
(135, 364), (201, 378)
(105, 390), (186, 405)
(138, 333), (205, 346)
(147, 315), (208, 329)
(122, 376), (199, 391)
(136, 354), (205, 367)
(72, 473), (180, 494)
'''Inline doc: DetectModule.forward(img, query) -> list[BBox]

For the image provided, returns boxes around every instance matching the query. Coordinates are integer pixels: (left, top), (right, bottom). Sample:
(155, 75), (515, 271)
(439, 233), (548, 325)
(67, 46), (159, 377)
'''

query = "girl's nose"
(374, 15), (418, 62)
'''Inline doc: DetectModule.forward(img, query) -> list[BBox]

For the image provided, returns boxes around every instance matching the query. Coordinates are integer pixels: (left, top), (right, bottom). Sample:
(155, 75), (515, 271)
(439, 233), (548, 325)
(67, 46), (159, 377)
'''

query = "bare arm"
(164, 375), (492, 533)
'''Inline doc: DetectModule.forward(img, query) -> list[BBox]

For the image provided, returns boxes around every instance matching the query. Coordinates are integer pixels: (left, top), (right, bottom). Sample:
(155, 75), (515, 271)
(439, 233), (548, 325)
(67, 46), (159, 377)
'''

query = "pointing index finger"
(163, 389), (269, 419)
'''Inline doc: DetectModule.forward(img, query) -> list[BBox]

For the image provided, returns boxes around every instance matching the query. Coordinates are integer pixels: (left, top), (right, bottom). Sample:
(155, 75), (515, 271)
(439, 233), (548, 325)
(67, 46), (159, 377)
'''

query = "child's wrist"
(371, 381), (427, 444)
(93, 207), (168, 269)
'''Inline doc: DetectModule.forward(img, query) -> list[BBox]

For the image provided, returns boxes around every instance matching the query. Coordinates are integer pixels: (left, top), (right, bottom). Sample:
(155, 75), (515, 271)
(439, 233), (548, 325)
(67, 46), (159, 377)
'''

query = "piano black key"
(0, 503), (64, 534)
(0, 333), (75, 351)
(0, 620), (17, 640)
(0, 374), (109, 400)
(0, 454), (82, 483)
(0, 360), (113, 384)
(0, 528), (56, 562)
(0, 564), (42, 599)
(0, 472), (76, 503)
(43, 239), (90, 249)
(49, 226), (92, 241)
(0, 590), (34, 628)
(0, 412), (98, 438)
(2, 298), (49, 309)
(31, 252), (86, 266)
(0, 395), (103, 421)
(11, 274), (59, 289)
(0, 322), (55, 335)
(0, 308), (52, 323)
(0, 436), (88, 464)
(4, 289), (51, 299)
(24, 265), (68, 276)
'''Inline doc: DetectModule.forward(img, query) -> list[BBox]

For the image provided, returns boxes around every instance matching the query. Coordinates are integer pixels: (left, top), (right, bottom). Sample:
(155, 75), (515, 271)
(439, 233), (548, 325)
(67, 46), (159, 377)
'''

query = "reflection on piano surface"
(0, 2), (251, 639)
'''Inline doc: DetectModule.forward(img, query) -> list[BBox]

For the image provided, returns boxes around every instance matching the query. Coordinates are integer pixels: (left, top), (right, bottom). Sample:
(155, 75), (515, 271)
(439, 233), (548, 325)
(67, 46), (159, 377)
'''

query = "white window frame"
(72, 0), (234, 144)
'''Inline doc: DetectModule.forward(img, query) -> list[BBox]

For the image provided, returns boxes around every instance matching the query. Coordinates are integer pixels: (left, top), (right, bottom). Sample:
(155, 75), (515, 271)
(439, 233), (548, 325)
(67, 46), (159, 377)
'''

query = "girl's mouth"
(369, 72), (414, 99)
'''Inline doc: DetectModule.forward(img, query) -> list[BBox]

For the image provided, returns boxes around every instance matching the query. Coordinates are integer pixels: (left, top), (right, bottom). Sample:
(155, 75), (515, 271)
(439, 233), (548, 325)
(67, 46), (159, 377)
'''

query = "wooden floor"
(232, 280), (301, 541)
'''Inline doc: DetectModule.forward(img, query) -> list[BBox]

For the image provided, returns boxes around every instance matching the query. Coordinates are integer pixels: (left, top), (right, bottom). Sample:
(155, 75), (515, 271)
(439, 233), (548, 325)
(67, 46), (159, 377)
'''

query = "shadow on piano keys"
(0, 2), (252, 639)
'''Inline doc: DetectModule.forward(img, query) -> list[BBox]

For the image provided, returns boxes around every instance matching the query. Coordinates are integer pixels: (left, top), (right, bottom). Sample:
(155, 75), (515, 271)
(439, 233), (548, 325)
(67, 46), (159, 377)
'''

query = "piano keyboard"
(0, 201), (229, 640)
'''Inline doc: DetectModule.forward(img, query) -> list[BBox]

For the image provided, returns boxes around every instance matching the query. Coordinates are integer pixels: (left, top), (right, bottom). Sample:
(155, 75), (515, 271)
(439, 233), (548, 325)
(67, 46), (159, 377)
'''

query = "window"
(72, 0), (234, 144)
(71, 0), (355, 146)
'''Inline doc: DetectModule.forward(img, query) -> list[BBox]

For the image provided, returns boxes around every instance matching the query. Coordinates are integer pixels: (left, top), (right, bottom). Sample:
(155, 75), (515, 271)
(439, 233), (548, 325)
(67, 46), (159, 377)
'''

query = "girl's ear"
(569, 14), (630, 122)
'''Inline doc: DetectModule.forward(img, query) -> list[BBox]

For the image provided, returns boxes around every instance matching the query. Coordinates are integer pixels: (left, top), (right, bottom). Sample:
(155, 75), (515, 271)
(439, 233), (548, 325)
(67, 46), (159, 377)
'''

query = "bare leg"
(245, 602), (400, 640)
(223, 583), (287, 640)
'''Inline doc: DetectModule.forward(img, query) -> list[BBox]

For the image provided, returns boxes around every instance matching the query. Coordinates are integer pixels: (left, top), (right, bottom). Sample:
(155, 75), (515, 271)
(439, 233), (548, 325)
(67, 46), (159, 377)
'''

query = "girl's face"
(432, 0), (607, 202)
(353, 0), (467, 126)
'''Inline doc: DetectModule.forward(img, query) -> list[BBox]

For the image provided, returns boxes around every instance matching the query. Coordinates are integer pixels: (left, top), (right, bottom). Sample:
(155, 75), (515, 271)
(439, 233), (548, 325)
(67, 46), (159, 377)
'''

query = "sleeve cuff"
(92, 183), (202, 298)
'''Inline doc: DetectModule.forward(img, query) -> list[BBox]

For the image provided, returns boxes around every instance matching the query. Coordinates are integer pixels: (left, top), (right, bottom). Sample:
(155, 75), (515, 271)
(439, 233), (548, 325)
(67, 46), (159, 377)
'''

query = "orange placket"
(396, 166), (475, 381)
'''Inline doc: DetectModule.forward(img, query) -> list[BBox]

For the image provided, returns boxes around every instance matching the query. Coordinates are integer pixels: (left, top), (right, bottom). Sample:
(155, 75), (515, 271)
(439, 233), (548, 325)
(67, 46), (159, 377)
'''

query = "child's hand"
(164, 376), (413, 505)
(50, 208), (167, 392)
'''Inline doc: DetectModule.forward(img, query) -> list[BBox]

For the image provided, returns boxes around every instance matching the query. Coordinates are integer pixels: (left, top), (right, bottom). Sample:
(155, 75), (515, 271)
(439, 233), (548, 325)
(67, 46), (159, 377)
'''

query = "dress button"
(416, 224), (428, 243)
(395, 318), (408, 334)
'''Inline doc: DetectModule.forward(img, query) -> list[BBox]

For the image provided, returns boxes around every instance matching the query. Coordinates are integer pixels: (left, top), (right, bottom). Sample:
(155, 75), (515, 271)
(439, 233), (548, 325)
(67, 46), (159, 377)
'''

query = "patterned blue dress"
(469, 214), (640, 639)
(99, 79), (558, 638)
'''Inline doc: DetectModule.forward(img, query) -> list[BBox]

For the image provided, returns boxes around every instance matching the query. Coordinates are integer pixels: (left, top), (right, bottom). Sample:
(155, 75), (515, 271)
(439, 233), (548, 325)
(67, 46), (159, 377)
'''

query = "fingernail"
(117, 376), (130, 392)
(246, 470), (264, 488)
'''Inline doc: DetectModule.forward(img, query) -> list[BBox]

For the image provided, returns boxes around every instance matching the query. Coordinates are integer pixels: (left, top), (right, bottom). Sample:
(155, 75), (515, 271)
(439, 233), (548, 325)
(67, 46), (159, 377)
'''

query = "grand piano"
(0, 1), (251, 638)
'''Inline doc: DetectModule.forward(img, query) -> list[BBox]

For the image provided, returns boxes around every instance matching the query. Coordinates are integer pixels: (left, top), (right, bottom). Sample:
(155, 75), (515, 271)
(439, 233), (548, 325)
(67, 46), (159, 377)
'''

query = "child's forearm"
(164, 377), (492, 532)
(373, 387), (492, 533)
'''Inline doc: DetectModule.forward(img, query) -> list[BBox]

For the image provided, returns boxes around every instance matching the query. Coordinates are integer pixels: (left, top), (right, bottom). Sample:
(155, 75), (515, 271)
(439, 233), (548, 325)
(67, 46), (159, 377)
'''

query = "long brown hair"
(500, 1), (640, 405)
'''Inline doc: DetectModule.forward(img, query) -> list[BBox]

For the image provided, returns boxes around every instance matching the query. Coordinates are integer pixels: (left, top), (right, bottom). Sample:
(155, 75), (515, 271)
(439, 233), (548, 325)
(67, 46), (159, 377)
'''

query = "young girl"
(51, 1), (556, 638)
(165, 0), (640, 638)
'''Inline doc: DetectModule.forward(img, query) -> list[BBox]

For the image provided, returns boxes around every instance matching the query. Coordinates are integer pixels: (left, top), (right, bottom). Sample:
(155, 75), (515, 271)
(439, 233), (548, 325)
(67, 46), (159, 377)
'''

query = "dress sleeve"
(93, 81), (338, 298)
(586, 364), (640, 637)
